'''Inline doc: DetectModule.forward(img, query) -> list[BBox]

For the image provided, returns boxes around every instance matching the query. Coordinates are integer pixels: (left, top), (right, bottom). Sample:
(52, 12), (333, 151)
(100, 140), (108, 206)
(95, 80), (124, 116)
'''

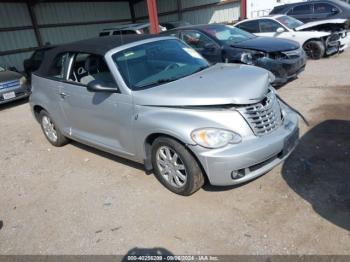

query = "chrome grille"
(237, 91), (283, 136)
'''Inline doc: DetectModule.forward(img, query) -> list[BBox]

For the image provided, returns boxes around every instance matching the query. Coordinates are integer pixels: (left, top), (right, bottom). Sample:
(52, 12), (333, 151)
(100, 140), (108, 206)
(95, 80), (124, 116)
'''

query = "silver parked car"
(30, 35), (299, 195)
(0, 66), (29, 104)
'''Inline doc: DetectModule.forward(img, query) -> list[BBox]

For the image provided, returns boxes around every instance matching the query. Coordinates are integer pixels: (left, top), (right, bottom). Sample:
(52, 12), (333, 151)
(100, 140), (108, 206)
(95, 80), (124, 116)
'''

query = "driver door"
(59, 52), (135, 157)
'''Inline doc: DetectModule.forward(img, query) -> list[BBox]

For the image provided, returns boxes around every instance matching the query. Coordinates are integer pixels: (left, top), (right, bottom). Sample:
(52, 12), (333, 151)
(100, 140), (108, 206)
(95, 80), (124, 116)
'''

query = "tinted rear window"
(99, 32), (110, 37)
(288, 4), (313, 15)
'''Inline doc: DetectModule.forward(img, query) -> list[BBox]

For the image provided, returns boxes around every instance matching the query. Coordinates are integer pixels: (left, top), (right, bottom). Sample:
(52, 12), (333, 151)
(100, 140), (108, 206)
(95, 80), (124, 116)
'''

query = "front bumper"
(339, 32), (350, 51)
(255, 55), (306, 85)
(0, 84), (31, 105)
(189, 108), (299, 186)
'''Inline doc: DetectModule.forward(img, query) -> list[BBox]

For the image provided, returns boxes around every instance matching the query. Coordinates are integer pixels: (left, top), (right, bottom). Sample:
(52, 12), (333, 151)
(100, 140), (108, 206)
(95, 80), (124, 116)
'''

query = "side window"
(314, 3), (337, 14)
(68, 53), (116, 87)
(48, 53), (69, 79)
(288, 4), (313, 15)
(181, 30), (216, 50)
(259, 19), (281, 33)
(236, 20), (260, 33)
(112, 30), (122, 35)
(99, 32), (110, 37)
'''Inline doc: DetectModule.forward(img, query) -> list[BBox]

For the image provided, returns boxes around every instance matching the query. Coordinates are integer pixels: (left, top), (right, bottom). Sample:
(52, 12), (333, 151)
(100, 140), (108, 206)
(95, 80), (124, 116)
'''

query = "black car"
(270, 0), (350, 23)
(23, 45), (56, 81)
(162, 24), (306, 86)
(160, 21), (192, 30)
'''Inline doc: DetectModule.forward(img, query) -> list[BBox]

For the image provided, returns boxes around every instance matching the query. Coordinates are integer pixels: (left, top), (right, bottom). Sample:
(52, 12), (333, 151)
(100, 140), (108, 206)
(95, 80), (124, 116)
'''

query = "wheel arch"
(33, 105), (46, 122)
(143, 132), (209, 184)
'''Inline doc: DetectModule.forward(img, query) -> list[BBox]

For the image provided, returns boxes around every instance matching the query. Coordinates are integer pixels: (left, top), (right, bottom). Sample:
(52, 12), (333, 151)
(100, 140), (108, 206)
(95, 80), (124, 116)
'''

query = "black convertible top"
(36, 35), (161, 76)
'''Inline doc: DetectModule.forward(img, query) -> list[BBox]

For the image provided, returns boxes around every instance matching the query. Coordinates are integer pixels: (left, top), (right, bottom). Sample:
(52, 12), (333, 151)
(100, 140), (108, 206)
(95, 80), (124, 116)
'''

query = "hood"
(295, 19), (349, 31)
(0, 70), (22, 83)
(231, 36), (299, 52)
(133, 63), (272, 107)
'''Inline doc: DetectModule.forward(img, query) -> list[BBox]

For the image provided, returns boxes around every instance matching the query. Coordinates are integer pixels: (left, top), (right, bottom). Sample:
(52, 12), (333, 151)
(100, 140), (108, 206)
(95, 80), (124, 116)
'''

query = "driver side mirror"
(276, 27), (285, 33)
(87, 80), (119, 93)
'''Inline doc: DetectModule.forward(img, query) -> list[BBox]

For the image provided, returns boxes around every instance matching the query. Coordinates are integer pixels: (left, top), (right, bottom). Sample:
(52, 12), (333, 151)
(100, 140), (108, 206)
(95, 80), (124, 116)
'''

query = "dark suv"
(270, 0), (350, 23)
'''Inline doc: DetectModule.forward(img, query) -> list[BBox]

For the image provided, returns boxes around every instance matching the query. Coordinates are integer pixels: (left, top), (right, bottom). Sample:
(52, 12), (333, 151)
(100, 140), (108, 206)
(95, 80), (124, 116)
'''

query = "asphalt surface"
(0, 51), (349, 255)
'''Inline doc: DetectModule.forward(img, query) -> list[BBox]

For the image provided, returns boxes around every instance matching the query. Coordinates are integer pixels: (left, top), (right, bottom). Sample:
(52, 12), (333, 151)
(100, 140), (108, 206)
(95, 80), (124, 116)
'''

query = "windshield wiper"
(136, 78), (178, 89)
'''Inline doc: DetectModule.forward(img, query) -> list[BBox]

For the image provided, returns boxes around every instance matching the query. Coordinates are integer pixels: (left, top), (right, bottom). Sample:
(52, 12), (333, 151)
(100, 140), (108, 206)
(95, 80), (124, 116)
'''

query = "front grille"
(237, 90), (283, 136)
(282, 48), (303, 59)
(0, 79), (20, 90)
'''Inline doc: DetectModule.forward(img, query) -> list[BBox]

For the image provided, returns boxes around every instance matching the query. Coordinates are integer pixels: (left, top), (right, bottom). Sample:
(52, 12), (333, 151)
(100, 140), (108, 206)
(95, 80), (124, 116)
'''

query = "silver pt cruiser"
(30, 35), (299, 195)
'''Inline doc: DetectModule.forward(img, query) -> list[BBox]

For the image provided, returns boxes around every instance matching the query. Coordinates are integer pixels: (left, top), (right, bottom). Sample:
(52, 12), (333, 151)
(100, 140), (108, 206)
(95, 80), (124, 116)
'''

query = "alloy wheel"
(42, 115), (58, 143)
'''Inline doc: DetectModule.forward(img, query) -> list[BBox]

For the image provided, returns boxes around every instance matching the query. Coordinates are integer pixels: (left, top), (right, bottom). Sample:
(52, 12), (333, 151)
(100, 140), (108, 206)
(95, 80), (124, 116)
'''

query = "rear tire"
(303, 40), (325, 60)
(39, 110), (68, 147)
(151, 136), (205, 196)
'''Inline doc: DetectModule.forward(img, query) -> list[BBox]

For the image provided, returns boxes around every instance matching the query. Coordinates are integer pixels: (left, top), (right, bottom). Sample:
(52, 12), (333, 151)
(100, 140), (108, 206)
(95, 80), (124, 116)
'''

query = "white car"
(99, 23), (166, 37)
(235, 15), (350, 59)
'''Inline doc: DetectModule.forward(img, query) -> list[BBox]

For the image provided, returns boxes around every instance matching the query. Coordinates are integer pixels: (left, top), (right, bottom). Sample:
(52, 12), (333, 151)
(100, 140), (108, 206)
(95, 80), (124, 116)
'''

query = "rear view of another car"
(0, 66), (30, 105)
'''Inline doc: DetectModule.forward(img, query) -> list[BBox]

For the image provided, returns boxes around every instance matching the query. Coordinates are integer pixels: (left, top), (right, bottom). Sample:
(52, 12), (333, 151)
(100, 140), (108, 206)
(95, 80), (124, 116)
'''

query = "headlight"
(19, 76), (27, 86)
(191, 128), (242, 149)
(240, 50), (266, 65)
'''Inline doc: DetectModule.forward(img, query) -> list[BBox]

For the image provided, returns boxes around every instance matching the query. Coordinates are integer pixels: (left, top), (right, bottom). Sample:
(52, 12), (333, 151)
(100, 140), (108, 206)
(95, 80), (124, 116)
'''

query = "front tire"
(39, 110), (68, 147)
(303, 40), (325, 60)
(151, 137), (205, 196)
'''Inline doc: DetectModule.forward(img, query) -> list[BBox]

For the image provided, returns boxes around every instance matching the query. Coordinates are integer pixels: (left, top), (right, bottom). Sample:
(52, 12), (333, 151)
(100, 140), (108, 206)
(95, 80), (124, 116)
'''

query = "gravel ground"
(0, 51), (349, 256)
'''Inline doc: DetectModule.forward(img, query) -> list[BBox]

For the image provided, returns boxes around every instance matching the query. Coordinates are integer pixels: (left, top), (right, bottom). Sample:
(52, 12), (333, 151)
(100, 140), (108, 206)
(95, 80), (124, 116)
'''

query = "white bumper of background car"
(339, 32), (350, 51)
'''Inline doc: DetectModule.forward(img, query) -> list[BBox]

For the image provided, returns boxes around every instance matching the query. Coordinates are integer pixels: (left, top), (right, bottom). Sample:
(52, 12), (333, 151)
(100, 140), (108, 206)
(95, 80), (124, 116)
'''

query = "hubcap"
(42, 116), (58, 143)
(156, 146), (187, 188)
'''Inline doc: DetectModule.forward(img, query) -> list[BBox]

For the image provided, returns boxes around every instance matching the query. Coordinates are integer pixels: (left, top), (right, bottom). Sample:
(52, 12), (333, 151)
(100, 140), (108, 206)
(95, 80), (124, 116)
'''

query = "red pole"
(240, 0), (247, 20)
(147, 0), (160, 34)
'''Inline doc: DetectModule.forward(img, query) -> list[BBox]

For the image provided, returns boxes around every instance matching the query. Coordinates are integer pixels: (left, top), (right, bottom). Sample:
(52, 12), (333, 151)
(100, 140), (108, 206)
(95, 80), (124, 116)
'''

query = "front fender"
(132, 105), (252, 163)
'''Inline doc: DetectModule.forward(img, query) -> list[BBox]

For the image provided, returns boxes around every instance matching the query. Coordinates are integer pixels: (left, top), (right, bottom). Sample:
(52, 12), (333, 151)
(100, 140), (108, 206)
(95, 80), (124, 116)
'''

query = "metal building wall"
(0, 1), (132, 71)
(135, 0), (240, 24)
(36, 2), (131, 45)
(182, 1), (240, 24)
(0, 2), (36, 70)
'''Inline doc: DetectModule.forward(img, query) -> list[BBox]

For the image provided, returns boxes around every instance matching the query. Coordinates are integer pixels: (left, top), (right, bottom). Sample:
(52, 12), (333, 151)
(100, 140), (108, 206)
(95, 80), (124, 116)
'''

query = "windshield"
(0, 66), (5, 72)
(276, 16), (304, 29)
(202, 25), (256, 44)
(112, 39), (209, 90)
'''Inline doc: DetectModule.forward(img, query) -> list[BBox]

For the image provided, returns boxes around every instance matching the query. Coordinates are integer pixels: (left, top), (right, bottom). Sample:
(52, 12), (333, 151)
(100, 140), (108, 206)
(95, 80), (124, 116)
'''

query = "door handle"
(59, 92), (68, 99)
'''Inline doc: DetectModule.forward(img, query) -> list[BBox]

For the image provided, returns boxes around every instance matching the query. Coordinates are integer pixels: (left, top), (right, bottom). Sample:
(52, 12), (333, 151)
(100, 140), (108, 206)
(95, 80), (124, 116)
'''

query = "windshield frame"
(110, 38), (210, 91)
